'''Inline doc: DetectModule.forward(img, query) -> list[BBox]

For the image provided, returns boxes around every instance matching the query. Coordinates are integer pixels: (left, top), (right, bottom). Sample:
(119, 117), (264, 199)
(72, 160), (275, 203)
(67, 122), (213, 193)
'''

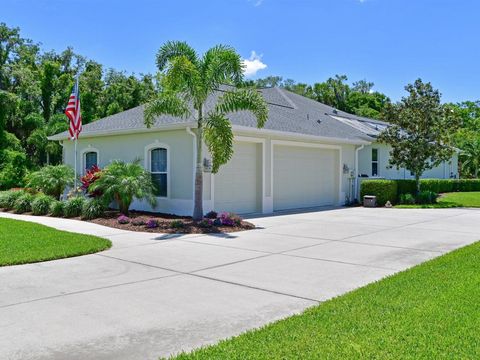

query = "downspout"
(186, 127), (197, 203)
(354, 145), (365, 202)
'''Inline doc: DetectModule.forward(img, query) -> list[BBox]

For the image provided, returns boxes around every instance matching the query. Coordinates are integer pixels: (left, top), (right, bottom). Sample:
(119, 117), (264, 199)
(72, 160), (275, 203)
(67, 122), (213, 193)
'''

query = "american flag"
(65, 77), (82, 140)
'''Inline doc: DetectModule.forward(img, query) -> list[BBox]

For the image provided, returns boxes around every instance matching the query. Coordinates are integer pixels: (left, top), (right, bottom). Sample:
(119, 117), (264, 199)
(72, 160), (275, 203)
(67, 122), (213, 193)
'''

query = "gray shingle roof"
(49, 86), (382, 143)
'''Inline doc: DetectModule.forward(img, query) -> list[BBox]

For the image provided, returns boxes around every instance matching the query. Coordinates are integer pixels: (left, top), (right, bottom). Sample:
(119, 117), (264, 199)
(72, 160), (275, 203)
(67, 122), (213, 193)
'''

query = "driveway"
(1, 207), (479, 359)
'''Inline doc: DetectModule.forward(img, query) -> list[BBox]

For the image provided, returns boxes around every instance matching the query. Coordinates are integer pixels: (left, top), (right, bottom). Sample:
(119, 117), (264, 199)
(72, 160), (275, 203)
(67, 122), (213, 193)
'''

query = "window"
(84, 151), (98, 171)
(150, 148), (168, 197)
(371, 148), (378, 177)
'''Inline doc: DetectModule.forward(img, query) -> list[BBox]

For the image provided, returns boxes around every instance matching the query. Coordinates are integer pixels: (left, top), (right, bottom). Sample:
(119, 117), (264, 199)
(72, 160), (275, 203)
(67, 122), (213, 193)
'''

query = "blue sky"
(3, 0), (479, 102)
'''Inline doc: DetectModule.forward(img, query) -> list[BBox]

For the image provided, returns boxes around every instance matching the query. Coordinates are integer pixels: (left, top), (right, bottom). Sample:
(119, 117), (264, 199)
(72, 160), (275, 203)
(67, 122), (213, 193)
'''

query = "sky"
(2, 0), (479, 102)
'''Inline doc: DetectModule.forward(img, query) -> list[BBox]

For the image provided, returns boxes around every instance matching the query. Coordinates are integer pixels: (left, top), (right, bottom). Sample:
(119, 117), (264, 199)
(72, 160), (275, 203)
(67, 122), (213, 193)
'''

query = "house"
(48, 86), (458, 215)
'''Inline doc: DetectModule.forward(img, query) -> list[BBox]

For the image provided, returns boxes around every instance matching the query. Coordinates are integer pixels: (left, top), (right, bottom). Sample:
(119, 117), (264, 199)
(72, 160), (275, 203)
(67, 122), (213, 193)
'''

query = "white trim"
(144, 141), (171, 199)
(232, 125), (371, 145)
(186, 127), (197, 200)
(48, 122), (198, 141)
(79, 146), (99, 175)
(270, 139), (343, 210)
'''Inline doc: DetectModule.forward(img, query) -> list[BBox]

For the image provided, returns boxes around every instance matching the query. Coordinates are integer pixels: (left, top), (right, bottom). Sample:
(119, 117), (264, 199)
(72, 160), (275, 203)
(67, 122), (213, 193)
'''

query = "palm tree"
(90, 160), (157, 215)
(27, 164), (74, 199)
(144, 41), (269, 220)
(461, 138), (480, 178)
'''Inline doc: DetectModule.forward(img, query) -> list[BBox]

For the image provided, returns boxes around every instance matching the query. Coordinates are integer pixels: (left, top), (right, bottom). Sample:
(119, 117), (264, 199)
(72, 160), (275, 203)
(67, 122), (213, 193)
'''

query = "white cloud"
(242, 51), (267, 77)
(248, 0), (264, 6)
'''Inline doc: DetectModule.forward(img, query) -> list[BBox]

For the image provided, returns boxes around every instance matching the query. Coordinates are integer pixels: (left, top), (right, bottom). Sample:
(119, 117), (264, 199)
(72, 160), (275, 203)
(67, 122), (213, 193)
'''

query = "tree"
(460, 136), (480, 178)
(144, 41), (268, 220)
(89, 160), (157, 215)
(378, 79), (460, 193)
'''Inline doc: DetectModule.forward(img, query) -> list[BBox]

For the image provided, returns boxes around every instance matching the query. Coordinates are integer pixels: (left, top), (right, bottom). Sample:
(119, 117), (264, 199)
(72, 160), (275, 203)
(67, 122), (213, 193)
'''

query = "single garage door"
(273, 145), (338, 211)
(214, 142), (262, 214)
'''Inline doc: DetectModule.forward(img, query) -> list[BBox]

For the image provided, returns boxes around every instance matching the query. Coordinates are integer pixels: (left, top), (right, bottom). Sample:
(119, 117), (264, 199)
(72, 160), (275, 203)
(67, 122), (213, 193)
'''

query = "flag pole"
(74, 137), (78, 191)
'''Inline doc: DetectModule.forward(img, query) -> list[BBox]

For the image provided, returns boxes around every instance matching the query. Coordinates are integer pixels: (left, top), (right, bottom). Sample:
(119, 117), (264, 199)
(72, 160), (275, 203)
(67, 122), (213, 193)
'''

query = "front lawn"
(171, 241), (480, 359)
(0, 218), (111, 266)
(396, 191), (480, 208)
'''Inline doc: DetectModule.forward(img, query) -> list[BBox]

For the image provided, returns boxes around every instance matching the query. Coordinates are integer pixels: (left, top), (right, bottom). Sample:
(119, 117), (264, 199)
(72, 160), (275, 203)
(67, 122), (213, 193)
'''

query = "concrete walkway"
(1, 208), (479, 360)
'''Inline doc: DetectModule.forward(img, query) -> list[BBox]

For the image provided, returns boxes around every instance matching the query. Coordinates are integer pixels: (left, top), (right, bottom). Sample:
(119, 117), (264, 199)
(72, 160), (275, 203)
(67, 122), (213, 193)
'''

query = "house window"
(150, 148), (168, 197)
(84, 151), (98, 171)
(372, 148), (378, 176)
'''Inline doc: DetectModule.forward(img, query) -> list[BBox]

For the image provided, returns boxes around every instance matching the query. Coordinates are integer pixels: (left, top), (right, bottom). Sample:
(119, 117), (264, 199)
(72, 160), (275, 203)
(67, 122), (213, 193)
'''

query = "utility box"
(363, 195), (377, 207)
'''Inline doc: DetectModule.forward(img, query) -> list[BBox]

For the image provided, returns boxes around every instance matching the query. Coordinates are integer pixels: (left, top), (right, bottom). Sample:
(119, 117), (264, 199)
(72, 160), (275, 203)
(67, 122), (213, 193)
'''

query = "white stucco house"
(49, 86), (458, 215)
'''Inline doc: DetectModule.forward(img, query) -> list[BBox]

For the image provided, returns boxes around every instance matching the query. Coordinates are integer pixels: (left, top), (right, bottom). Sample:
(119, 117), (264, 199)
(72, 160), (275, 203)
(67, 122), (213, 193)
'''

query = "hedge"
(361, 179), (480, 206)
(360, 180), (398, 206)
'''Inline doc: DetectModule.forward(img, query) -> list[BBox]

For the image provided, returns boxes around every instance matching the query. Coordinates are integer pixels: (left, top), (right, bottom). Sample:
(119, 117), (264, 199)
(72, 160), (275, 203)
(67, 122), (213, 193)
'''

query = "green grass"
(396, 191), (480, 208)
(0, 218), (111, 266)
(171, 241), (480, 359)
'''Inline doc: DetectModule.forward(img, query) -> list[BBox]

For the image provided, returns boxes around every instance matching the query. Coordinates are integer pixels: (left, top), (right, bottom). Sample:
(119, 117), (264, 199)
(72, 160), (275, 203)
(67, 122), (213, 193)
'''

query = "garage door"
(214, 142), (262, 214)
(273, 145), (338, 211)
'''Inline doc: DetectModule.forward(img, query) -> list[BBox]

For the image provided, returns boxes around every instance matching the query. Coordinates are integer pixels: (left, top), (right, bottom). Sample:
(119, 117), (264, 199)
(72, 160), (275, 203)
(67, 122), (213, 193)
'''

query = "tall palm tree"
(144, 41), (269, 220)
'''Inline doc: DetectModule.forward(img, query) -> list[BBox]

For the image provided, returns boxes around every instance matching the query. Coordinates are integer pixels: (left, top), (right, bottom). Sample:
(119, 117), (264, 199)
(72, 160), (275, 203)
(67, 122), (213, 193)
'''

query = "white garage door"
(214, 142), (262, 214)
(273, 145), (338, 211)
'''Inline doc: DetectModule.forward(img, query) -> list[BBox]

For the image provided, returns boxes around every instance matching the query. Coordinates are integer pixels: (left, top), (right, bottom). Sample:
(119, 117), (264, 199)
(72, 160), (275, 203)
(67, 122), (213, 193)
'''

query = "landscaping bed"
(88, 211), (256, 234)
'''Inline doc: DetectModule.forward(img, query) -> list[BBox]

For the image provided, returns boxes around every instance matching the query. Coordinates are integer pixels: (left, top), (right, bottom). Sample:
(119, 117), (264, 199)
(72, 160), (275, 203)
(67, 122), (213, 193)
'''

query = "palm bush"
(27, 165), (74, 199)
(63, 197), (85, 218)
(90, 160), (156, 215)
(144, 41), (268, 220)
(81, 198), (106, 220)
(49, 200), (65, 217)
(13, 193), (35, 213)
(31, 194), (53, 215)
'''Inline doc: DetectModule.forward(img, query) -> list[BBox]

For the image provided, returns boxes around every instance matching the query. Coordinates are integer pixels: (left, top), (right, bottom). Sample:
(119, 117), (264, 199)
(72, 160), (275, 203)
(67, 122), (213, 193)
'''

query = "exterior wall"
(358, 143), (459, 180)
(62, 129), (195, 215)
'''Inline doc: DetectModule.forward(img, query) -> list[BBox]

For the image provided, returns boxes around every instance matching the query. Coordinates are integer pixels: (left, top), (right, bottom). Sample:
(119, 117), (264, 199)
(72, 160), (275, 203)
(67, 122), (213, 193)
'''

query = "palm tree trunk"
(193, 106), (204, 221)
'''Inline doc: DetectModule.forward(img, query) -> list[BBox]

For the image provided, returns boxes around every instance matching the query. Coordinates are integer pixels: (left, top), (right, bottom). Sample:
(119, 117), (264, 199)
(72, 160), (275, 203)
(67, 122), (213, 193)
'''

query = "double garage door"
(214, 142), (339, 214)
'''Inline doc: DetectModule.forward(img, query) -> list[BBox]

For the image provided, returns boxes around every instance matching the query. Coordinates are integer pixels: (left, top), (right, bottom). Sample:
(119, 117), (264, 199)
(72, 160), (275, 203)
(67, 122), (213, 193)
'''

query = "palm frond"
(144, 93), (191, 128)
(163, 55), (202, 99)
(204, 112), (234, 173)
(156, 41), (199, 71)
(201, 45), (244, 89)
(216, 88), (269, 128)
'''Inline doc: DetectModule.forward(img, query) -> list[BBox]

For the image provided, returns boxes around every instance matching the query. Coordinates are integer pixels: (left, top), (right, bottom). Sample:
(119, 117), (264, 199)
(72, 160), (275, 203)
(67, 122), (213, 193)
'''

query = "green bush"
(396, 180), (417, 197)
(49, 200), (65, 217)
(0, 190), (25, 210)
(31, 194), (53, 215)
(399, 193), (416, 205)
(360, 180), (398, 206)
(26, 165), (74, 199)
(13, 193), (35, 213)
(416, 190), (438, 205)
(81, 198), (106, 220)
(63, 197), (85, 218)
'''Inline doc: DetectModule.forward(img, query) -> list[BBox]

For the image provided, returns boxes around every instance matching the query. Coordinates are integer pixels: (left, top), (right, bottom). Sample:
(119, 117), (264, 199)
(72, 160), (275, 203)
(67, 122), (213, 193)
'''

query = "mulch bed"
(88, 211), (256, 234)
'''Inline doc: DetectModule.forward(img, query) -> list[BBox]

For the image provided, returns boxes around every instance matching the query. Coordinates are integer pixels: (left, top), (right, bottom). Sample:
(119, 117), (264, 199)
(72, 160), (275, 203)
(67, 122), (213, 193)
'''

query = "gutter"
(354, 144), (365, 201)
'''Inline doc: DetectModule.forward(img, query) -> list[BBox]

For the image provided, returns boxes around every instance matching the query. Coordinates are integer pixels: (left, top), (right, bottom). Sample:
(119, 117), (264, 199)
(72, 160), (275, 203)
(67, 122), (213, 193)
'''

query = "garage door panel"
(214, 142), (261, 214)
(273, 145), (338, 211)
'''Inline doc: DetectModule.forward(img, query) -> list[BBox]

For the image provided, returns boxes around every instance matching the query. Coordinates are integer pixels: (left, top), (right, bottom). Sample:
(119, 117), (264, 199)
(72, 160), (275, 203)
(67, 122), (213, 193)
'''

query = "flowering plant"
(117, 215), (130, 224)
(205, 210), (217, 219)
(198, 218), (213, 228)
(146, 218), (159, 228)
(81, 165), (102, 197)
(218, 212), (242, 226)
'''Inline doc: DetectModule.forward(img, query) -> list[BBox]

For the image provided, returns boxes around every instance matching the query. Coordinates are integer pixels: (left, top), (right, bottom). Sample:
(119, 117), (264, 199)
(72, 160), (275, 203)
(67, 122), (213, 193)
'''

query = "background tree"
(378, 79), (461, 193)
(144, 41), (268, 220)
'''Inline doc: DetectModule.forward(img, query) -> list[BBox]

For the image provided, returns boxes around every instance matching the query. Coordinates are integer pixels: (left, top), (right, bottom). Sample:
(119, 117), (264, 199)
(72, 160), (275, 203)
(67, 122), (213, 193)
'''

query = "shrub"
(198, 218), (213, 228)
(31, 194), (53, 215)
(0, 190), (25, 210)
(26, 165), (74, 199)
(416, 190), (438, 205)
(63, 197), (85, 218)
(49, 200), (65, 217)
(360, 180), (398, 206)
(132, 218), (146, 226)
(81, 199), (106, 220)
(213, 218), (222, 227)
(396, 180), (417, 198)
(399, 193), (416, 205)
(117, 215), (130, 224)
(205, 211), (218, 219)
(171, 219), (185, 229)
(146, 218), (158, 228)
(80, 165), (102, 198)
(13, 193), (35, 213)
(218, 212), (242, 226)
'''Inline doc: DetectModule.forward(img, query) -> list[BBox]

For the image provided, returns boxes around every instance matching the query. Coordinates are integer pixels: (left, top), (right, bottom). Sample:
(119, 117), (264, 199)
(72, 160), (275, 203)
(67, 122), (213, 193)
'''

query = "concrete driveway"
(1, 207), (479, 359)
